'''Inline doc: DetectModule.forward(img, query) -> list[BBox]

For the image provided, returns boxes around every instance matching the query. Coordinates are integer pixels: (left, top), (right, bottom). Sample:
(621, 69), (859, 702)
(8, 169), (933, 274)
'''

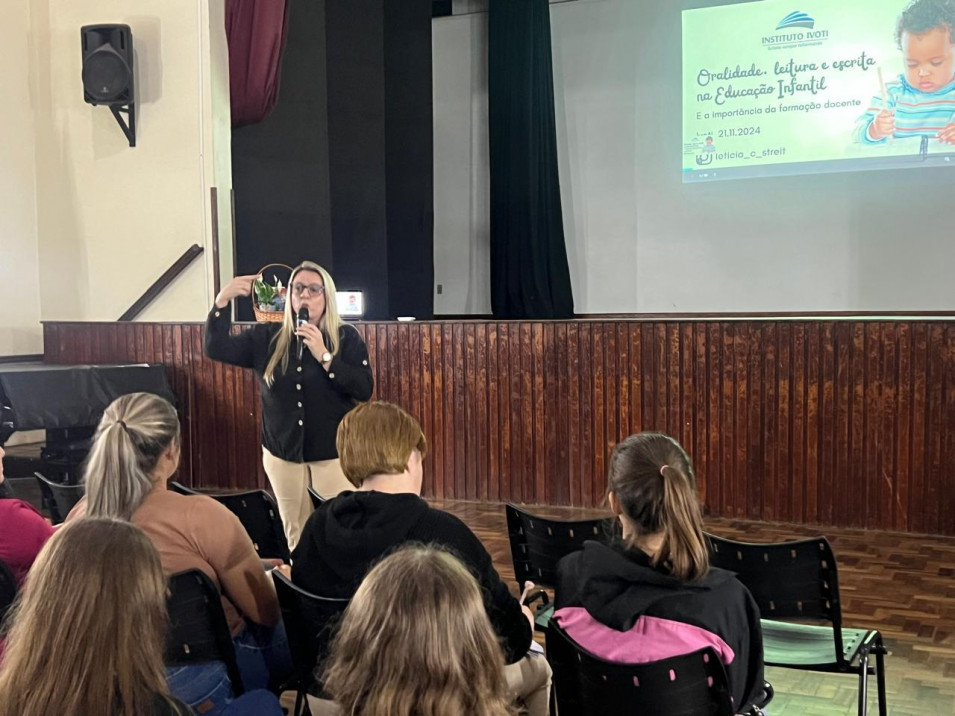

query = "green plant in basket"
(253, 275), (286, 312)
(254, 276), (275, 307)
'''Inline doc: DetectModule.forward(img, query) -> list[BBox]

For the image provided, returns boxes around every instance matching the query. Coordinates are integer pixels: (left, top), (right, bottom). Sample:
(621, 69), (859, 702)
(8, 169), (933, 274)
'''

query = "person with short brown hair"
(293, 401), (551, 715)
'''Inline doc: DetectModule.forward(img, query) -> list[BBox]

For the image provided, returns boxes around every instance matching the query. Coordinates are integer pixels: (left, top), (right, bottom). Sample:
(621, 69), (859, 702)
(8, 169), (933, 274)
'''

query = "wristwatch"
(321, 351), (333, 364)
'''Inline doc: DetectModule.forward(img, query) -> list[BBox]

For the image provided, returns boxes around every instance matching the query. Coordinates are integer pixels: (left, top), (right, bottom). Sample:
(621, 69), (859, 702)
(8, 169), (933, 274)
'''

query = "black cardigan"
(292, 491), (533, 664)
(204, 305), (373, 462)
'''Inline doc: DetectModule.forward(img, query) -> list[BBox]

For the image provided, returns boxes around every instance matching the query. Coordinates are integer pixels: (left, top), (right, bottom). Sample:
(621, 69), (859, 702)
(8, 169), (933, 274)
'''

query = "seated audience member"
(67, 392), (290, 712)
(293, 401), (551, 715)
(0, 446), (55, 586)
(324, 545), (515, 716)
(554, 432), (764, 712)
(0, 518), (278, 715)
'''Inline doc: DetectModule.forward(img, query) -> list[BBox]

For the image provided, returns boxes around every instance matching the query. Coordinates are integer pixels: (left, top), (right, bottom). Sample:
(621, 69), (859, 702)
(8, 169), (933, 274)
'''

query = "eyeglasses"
(292, 283), (325, 296)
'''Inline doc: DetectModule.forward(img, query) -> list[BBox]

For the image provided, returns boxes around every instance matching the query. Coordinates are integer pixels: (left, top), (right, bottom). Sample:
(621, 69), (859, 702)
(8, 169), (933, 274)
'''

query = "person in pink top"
(0, 446), (55, 586)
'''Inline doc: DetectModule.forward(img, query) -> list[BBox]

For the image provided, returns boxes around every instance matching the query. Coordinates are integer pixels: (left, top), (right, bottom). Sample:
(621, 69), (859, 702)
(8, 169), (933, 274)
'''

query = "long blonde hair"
(83, 392), (180, 520)
(0, 518), (177, 716)
(324, 546), (515, 716)
(263, 261), (345, 387)
(607, 432), (709, 582)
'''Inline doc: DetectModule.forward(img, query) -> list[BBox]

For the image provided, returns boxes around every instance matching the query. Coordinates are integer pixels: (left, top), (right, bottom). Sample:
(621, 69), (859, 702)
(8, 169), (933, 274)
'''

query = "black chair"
(168, 482), (291, 563)
(707, 533), (887, 716)
(307, 485), (326, 510)
(0, 557), (18, 627)
(546, 619), (735, 716)
(271, 570), (349, 716)
(505, 503), (613, 630)
(34, 472), (84, 524)
(165, 569), (244, 697)
(215, 490), (291, 563)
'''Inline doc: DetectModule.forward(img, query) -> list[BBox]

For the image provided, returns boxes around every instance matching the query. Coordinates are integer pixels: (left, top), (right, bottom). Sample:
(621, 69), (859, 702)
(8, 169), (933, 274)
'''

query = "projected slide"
(682, 0), (955, 181)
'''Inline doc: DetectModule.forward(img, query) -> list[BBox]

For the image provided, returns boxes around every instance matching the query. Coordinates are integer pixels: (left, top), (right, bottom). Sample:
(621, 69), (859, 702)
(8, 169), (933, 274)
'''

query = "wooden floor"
(433, 499), (955, 716)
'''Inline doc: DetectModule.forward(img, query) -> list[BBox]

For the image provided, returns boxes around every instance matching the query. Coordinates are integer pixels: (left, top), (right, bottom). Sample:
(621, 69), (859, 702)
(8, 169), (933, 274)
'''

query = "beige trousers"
(504, 652), (553, 716)
(262, 448), (354, 552)
(307, 653), (552, 716)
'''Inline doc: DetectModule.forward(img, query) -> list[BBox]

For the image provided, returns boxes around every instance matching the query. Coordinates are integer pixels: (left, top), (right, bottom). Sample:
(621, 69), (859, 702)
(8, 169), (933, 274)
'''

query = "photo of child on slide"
(854, 0), (955, 145)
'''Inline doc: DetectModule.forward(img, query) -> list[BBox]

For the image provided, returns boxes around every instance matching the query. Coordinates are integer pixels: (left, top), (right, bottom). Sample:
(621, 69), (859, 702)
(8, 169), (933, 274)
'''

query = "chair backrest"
(707, 533), (847, 660)
(0, 556), (18, 627)
(34, 472), (84, 524)
(271, 570), (349, 698)
(505, 503), (613, 591)
(214, 490), (291, 563)
(165, 569), (244, 696)
(168, 484), (291, 562)
(546, 620), (734, 716)
(307, 485), (325, 510)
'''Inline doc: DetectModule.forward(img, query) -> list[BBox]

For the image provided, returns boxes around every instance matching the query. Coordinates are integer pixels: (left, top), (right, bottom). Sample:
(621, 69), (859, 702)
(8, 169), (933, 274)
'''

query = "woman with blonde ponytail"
(205, 262), (373, 550)
(553, 432), (765, 712)
(67, 393), (290, 714)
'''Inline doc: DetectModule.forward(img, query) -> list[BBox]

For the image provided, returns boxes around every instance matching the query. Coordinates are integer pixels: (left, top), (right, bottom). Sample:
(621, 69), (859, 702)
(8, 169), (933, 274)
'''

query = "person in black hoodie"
(292, 401), (552, 715)
(554, 432), (764, 713)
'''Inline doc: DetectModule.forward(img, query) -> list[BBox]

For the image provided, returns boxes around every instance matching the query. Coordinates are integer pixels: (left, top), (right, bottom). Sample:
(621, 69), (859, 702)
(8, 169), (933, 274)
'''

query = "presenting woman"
(205, 261), (373, 549)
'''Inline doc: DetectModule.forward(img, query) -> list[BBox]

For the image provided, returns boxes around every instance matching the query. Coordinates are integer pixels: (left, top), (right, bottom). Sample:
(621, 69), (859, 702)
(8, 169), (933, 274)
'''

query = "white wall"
(28, 0), (230, 324)
(433, 0), (955, 314)
(0, 0), (43, 355)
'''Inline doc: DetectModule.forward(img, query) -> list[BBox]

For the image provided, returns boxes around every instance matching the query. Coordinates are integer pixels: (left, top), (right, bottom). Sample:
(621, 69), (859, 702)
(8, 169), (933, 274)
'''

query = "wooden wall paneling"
(734, 323), (749, 519)
(944, 326), (955, 536)
(910, 323), (928, 534)
(579, 323), (593, 508)
(704, 323), (720, 515)
(567, 323), (582, 506)
(541, 323), (557, 505)
(517, 323), (533, 503)
(925, 325), (945, 535)
(743, 323), (764, 518)
(777, 323), (792, 522)
(486, 323), (500, 503)
(590, 324), (606, 507)
(41, 318), (955, 535)
(791, 324), (807, 525)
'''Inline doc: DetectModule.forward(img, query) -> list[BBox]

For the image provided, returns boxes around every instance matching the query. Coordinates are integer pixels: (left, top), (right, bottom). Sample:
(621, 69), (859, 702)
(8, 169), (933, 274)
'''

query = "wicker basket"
(252, 263), (292, 323)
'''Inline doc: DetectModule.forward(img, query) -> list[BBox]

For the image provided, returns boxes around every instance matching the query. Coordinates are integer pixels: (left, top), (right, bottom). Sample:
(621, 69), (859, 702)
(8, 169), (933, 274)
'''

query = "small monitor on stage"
(336, 290), (364, 319)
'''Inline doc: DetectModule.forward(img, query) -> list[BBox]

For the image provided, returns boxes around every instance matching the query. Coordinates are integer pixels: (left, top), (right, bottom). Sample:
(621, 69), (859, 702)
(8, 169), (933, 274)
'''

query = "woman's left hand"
(295, 323), (329, 364)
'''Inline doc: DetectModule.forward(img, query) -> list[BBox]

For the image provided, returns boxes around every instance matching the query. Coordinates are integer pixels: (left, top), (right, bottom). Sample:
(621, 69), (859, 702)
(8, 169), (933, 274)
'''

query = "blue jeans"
(166, 622), (292, 714)
(233, 620), (293, 691)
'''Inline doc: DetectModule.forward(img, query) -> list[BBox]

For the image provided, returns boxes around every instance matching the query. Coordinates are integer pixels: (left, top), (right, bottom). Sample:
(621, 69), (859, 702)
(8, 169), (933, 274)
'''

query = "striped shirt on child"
(854, 74), (955, 144)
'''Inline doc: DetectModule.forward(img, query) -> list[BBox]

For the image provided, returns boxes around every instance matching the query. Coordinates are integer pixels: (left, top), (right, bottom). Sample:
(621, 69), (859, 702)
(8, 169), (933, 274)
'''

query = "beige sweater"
(69, 487), (279, 635)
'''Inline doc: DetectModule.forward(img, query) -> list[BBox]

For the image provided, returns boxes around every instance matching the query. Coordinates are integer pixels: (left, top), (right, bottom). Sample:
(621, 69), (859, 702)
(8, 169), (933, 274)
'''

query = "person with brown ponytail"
(553, 432), (764, 713)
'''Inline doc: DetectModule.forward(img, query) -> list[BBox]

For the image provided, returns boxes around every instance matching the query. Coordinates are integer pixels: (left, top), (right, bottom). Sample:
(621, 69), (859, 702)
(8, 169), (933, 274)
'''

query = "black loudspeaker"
(80, 24), (136, 147)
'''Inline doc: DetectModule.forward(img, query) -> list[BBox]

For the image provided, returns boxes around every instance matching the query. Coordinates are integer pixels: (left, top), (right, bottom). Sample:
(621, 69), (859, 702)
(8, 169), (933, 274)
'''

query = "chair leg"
(875, 640), (887, 716)
(294, 689), (304, 716)
(857, 647), (870, 716)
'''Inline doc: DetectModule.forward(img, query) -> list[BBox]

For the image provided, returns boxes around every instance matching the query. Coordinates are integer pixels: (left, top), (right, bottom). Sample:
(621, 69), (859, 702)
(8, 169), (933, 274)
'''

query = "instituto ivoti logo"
(776, 11), (815, 31)
(762, 10), (827, 46)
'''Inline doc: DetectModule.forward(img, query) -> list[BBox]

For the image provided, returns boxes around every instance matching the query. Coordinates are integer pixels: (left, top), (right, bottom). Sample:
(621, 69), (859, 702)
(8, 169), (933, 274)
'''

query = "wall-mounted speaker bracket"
(108, 103), (136, 147)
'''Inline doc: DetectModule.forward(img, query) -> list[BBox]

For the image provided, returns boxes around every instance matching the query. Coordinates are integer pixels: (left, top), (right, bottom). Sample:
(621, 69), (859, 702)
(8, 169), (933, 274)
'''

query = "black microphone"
(296, 307), (310, 360)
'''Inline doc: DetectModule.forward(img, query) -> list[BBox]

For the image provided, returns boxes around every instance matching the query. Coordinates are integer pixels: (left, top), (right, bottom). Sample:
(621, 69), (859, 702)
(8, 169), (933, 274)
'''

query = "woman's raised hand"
(214, 275), (258, 309)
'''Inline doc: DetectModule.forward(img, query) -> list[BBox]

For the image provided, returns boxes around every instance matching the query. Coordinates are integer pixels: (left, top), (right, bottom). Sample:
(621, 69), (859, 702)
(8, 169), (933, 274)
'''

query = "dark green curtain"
(488, 0), (575, 319)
